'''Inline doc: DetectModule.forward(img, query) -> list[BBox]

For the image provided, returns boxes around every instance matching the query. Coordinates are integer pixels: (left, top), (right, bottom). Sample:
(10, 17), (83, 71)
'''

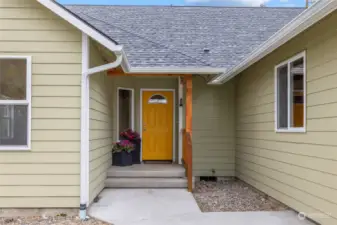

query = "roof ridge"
(65, 4), (305, 9)
(82, 12), (212, 67)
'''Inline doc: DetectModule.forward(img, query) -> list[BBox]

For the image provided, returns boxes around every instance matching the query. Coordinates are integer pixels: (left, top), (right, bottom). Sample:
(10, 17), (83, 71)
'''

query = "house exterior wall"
(235, 11), (337, 225)
(0, 0), (82, 207)
(193, 76), (236, 177)
(88, 41), (114, 204)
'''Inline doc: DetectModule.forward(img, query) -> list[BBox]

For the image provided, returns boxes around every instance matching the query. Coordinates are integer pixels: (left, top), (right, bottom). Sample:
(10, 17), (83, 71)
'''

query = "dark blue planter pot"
(120, 136), (141, 164)
(112, 151), (132, 166)
(131, 140), (141, 164)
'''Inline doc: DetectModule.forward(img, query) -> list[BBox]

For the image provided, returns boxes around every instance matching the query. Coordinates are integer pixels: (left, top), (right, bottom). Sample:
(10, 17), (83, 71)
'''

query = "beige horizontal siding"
(0, 175), (79, 186)
(1, 53), (82, 64)
(0, 42), (81, 53)
(33, 64), (81, 75)
(235, 11), (337, 225)
(0, 153), (79, 163)
(32, 86), (80, 97)
(0, 19), (75, 30)
(88, 40), (114, 204)
(0, 186), (79, 197)
(237, 163), (337, 209)
(0, 31), (81, 42)
(32, 108), (80, 119)
(90, 138), (112, 151)
(0, 164), (80, 174)
(0, 8), (63, 19)
(236, 138), (337, 161)
(32, 119), (80, 130)
(0, 198), (80, 208)
(31, 131), (80, 141)
(193, 170), (234, 177)
(236, 151), (337, 192)
(0, 0), (40, 7)
(90, 154), (110, 173)
(236, 172), (337, 225)
(32, 97), (81, 108)
(0, 0), (81, 208)
(193, 76), (236, 177)
(30, 141), (80, 152)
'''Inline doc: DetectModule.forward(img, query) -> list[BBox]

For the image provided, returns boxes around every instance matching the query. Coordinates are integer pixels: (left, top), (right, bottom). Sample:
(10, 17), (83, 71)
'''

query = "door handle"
(143, 124), (147, 131)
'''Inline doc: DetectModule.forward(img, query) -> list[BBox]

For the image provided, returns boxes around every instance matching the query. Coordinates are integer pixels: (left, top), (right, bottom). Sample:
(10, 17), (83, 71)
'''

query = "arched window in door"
(148, 94), (167, 104)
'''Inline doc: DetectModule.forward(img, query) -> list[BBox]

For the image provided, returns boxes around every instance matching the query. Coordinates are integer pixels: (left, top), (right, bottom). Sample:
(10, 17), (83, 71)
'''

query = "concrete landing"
(89, 189), (315, 225)
(120, 211), (315, 225)
(89, 189), (200, 225)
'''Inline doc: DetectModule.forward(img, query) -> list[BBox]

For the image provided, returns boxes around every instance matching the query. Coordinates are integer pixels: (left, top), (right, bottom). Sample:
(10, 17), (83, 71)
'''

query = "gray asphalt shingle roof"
(66, 5), (304, 70)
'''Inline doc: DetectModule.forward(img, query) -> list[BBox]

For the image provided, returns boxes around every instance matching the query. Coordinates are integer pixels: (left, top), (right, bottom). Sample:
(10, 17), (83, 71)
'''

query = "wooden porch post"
(185, 76), (193, 192)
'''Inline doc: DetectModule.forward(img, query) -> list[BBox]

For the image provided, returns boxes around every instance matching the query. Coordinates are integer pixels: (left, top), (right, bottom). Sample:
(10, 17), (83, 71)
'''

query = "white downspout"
(80, 33), (123, 220)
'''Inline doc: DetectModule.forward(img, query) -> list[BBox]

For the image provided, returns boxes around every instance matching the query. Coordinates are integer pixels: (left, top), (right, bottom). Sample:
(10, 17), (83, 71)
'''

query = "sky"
(57, 0), (308, 7)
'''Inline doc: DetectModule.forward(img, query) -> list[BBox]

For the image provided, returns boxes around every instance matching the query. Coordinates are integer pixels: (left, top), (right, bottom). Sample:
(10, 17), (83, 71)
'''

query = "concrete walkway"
(89, 189), (314, 225)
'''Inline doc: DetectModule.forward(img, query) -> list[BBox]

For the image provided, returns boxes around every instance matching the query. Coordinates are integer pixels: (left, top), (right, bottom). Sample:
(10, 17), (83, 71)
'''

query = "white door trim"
(116, 87), (135, 140)
(140, 88), (176, 162)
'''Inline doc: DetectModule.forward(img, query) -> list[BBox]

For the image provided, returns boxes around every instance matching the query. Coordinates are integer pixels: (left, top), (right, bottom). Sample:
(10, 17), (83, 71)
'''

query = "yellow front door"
(142, 90), (173, 161)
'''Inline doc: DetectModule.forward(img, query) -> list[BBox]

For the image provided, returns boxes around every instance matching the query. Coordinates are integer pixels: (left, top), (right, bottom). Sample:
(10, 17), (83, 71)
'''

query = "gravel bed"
(193, 180), (289, 212)
(0, 215), (111, 225)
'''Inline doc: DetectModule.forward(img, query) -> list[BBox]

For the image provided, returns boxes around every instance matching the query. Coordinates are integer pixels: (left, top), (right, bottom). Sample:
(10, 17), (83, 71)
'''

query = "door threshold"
(143, 160), (173, 164)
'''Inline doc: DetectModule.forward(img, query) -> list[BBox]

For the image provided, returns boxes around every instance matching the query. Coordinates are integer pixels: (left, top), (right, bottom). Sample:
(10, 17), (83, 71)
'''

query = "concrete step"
(107, 164), (185, 178)
(105, 177), (188, 188)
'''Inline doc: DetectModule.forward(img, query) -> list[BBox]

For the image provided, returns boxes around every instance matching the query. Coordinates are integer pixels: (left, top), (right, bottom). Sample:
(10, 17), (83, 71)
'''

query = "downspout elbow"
(84, 53), (123, 77)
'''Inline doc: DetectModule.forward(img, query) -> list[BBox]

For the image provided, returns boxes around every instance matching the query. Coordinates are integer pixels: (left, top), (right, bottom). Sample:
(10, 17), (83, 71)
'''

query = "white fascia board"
(209, 0), (337, 85)
(125, 66), (226, 74)
(37, 0), (123, 53)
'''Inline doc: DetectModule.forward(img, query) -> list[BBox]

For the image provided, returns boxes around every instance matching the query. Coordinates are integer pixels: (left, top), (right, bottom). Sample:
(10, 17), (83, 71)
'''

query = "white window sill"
(0, 146), (31, 151)
(275, 128), (306, 133)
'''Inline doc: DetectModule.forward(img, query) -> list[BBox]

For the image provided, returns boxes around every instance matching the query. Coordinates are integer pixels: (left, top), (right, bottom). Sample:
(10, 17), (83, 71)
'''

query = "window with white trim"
(275, 52), (306, 132)
(0, 57), (31, 149)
